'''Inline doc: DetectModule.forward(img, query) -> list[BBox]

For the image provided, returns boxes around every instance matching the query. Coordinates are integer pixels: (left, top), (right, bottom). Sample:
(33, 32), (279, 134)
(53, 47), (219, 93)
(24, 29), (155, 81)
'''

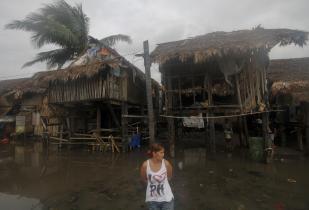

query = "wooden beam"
(121, 101), (128, 152)
(107, 102), (121, 128)
(192, 77), (196, 105)
(96, 105), (101, 135)
(305, 103), (309, 155)
(167, 76), (175, 157)
(207, 77), (215, 154)
(178, 78), (182, 110)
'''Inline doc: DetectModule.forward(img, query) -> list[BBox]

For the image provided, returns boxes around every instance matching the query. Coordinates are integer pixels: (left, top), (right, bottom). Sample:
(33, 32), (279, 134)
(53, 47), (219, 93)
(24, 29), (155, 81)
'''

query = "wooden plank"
(107, 102), (121, 128)
(50, 136), (69, 142)
(70, 137), (97, 140)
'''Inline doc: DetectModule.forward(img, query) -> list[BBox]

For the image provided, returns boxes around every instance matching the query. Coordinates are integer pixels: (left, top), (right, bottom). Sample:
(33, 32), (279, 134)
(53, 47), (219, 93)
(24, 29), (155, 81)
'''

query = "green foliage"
(5, 0), (131, 69)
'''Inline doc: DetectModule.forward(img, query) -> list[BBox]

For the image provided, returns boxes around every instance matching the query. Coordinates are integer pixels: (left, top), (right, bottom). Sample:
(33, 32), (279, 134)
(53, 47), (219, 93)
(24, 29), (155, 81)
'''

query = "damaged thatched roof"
(0, 47), (148, 98)
(0, 78), (29, 95)
(151, 27), (308, 64)
(268, 57), (309, 102)
(32, 47), (145, 84)
(0, 77), (46, 96)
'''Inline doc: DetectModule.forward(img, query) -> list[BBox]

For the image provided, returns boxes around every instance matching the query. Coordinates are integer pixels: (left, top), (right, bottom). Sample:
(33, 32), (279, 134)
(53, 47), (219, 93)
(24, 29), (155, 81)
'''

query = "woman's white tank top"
(145, 159), (174, 202)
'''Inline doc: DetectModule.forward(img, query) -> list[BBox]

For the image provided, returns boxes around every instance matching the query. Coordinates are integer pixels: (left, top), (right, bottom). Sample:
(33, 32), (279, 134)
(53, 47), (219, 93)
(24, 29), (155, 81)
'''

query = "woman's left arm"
(165, 160), (173, 180)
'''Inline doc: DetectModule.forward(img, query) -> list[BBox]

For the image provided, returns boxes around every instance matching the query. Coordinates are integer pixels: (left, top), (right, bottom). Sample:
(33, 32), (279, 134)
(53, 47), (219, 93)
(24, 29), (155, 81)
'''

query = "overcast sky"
(0, 0), (308, 82)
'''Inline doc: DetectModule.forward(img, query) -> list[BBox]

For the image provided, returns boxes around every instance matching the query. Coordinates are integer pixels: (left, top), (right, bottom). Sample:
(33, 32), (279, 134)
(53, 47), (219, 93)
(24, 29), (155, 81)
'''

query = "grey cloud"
(0, 0), (308, 83)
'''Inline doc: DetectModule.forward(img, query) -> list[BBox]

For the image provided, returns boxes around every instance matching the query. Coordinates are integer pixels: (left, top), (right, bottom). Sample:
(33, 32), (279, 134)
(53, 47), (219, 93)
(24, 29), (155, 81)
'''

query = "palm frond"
(100, 34), (132, 47)
(23, 48), (74, 69)
(5, 0), (131, 68)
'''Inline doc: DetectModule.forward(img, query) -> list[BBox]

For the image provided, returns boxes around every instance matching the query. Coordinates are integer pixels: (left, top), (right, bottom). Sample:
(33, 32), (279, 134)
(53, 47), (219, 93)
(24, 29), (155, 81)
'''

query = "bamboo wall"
(48, 70), (148, 105)
(48, 73), (127, 104)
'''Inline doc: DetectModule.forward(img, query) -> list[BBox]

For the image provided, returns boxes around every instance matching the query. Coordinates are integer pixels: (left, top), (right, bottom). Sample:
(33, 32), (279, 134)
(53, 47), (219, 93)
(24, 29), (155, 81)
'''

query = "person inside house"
(224, 118), (233, 153)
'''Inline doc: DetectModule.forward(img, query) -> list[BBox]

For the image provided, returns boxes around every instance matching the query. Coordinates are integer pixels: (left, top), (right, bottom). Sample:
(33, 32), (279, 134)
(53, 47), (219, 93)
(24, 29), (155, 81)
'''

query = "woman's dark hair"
(147, 143), (164, 157)
(150, 143), (164, 153)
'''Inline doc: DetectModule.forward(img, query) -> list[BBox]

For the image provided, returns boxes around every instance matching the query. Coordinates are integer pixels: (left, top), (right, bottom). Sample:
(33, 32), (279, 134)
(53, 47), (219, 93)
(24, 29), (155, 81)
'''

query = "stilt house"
(268, 57), (309, 152)
(151, 27), (308, 155)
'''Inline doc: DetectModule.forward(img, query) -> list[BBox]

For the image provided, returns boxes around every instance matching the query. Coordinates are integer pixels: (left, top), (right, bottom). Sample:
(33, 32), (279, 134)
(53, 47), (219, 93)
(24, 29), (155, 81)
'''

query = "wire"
(160, 109), (284, 119)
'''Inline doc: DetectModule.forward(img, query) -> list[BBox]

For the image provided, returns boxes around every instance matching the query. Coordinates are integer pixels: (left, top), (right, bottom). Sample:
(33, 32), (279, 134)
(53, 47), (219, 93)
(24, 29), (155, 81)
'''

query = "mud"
(0, 141), (308, 210)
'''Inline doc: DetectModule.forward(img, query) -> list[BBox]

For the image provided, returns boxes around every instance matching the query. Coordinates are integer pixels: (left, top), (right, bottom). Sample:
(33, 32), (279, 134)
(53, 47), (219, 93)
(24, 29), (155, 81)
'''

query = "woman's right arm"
(140, 161), (147, 184)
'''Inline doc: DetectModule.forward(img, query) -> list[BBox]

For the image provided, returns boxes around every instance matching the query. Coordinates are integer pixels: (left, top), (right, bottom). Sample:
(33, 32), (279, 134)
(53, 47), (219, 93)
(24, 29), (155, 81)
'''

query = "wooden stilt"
(178, 77), (183, 140)
(207, 78), (215, 154)
(305, 103), (309, 155)
(96, 106), (101, 136)
(107, 102), (121, 128)
(121, 102), (128, 152)
(238, 117), (244, 147)
(278, 110), (287, 147)
(297, 127), (303, 151)
(235, 74), (246, 147)
(243, 117), (249, 147)
(167, 76), (175, 157)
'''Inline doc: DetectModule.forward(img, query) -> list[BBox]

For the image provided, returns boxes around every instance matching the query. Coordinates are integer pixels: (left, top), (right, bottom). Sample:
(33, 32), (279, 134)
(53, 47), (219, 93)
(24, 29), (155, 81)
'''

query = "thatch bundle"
(32, 61), (105, 84)
(151, 27), (308, 64)
(268, 57), (309, 102)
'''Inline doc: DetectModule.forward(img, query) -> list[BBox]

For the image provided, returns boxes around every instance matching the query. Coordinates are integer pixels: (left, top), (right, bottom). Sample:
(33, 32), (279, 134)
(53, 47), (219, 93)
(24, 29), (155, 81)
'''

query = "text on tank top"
(146, 159), (173, 201)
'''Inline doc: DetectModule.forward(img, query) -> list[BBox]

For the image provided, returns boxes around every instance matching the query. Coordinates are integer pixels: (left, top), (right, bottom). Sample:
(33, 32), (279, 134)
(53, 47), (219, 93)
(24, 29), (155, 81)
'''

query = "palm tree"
(5, 0), (131, 69)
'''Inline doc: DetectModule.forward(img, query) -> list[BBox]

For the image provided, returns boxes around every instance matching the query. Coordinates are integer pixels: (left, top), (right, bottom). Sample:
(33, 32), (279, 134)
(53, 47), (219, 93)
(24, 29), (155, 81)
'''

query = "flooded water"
(0, 141), (308, 210)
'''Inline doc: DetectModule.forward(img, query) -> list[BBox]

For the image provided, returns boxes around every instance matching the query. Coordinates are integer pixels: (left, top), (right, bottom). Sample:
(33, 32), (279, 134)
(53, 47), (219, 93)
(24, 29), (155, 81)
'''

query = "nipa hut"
(151, 27), (308, 156)
(0, 46), (160, 151)
(0, 77), (47, 138)
(268, 57), (309, 152)
(30, 46), (160, 151)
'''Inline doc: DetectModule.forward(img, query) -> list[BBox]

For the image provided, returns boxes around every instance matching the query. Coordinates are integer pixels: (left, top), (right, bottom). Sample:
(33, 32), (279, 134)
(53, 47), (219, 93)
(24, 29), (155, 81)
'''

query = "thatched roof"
(0, 52), (149, 100)
(0, 78), (29, 95)
(32, 48), (145, 84)
(268, 57), (309, 102)
(151, 27), (308, 64)
(0, 77), (46, 96)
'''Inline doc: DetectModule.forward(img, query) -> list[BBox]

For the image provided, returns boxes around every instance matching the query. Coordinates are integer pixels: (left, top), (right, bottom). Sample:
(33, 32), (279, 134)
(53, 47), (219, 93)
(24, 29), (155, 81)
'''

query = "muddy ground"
(0, 141), (308, 210)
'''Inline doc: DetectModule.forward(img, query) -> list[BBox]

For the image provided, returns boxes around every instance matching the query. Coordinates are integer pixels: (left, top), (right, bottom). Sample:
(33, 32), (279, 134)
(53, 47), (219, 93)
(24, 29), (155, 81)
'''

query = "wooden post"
(107, 102), (121, 128)
(235, 75), (244, 147)
(243, 117), (249, 147)
(142, 40), (155, 144)
(305, 103), (309, 155)
(297, 127), (303, 151)
(192, 77), (196, 105)
(279, 111), (287, 147)
(238, 117), (244, 146)
(167, 76), (175, 157)
(96, 105), (101, 135)
(207, 78), (215, 154)
(178, 78), (183, 140)
(121, 102), (128, 152)
(178, 78), (182, 110)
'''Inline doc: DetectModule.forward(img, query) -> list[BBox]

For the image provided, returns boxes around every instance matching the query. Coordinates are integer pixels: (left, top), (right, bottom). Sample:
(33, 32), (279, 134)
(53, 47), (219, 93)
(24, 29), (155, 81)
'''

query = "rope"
(122, 115), (148, 118)
(160, 109), (284, 120)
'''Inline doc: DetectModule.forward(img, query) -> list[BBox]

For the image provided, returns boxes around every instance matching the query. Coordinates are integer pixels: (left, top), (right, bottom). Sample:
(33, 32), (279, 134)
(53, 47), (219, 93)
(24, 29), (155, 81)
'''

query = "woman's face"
(153, 149), (164, 161)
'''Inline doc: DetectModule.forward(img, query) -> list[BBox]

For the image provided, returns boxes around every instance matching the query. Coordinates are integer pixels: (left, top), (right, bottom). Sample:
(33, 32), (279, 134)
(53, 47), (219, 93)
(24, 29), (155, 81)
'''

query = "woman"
(140, 143), (174, 210)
